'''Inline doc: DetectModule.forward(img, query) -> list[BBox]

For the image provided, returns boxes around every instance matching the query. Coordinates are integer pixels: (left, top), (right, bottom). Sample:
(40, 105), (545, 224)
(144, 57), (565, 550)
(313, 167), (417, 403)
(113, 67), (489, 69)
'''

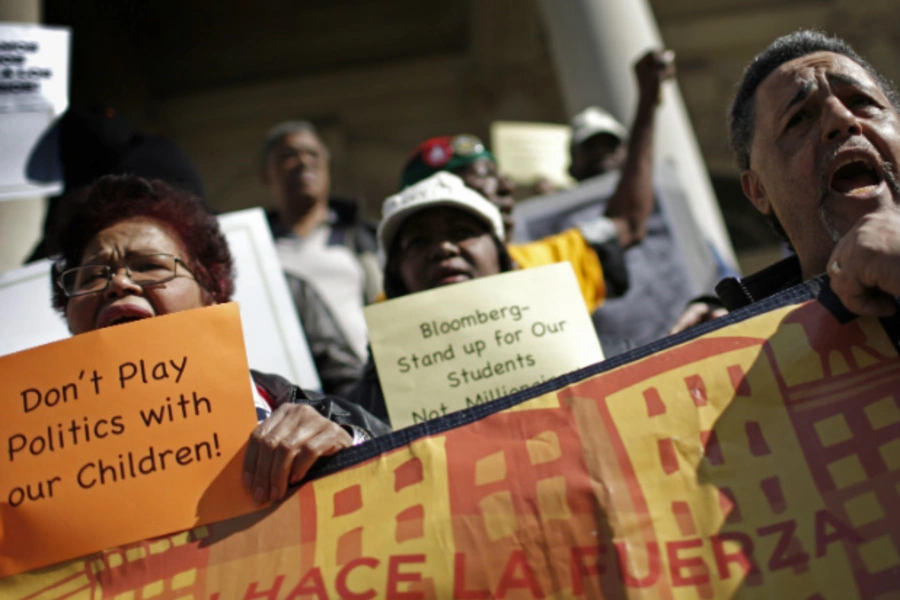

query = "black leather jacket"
(345, 355), (390, 426)
(251, 370), (391, 439)
(716, 255), (803, 311)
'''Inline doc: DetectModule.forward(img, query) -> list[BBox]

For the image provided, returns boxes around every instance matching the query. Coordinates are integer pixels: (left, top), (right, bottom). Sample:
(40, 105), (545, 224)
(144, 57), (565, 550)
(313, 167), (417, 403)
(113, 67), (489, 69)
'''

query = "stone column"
(535, 0), (737, 269)
(0, 0), (47, 271)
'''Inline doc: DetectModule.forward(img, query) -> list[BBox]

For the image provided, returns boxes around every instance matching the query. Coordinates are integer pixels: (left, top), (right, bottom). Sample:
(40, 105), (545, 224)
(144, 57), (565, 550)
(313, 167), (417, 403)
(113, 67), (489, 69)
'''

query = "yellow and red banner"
(2, 293), (899, 598)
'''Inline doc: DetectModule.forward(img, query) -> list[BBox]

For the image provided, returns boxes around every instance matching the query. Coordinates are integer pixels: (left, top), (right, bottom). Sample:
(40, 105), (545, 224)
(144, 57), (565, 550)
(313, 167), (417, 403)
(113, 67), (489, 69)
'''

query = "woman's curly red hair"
(51, 175), (234, 313)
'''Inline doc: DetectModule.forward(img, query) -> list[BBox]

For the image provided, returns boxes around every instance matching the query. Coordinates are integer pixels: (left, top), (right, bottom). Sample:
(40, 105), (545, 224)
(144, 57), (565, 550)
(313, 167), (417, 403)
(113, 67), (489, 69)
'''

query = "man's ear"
(741, 169), (771, 216)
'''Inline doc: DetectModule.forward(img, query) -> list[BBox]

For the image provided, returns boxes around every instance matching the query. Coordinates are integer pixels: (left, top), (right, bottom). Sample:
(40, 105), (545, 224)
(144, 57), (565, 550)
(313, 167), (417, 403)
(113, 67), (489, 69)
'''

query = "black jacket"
(251, 369), (391, 439)
(284, 273), (363, 397)
(345, 355), (390, 426)
(716, 255), (803, 311)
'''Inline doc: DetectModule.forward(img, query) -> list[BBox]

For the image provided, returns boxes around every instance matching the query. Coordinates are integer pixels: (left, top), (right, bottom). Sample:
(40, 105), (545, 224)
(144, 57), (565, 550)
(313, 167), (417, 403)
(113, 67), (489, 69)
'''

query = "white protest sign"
(0, 23), (70, 200)
(365, 263), (604, 428)
(0, 207), (322, 390)
(490, 120), (575, 188)
(217, 208), (321, 389)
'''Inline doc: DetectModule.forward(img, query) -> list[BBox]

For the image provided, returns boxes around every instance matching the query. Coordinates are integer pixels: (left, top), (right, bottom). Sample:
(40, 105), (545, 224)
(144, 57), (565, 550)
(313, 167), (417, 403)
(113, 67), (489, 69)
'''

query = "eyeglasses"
(57, 253), (196, 297)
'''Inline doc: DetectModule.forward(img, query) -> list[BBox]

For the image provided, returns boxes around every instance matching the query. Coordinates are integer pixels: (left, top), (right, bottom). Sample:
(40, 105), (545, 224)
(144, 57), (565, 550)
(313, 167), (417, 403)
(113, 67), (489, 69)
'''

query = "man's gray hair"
(729, 29), (900, 171)
(259, 120), (327, 169)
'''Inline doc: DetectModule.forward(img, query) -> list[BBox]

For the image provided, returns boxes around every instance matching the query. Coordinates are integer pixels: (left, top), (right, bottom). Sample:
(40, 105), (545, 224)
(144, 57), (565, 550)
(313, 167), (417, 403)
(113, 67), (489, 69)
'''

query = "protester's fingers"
(668, 304), (706, 335)
(840, 290), (897, 317)
(634, 49), (659, 76)
(668, 302), (725, 335)
(636, 49), (674, 73)
(266, 430), (297, 504)
(658, 49), (677, 79)
(651, 49), (675, 69)
(635, 49), (675, 105)
(709, 307), (729, 320)
(245, 400), (381, 504)
(247, 408), (303, 505)
(253, 405), (353, 502)
(242, 444), (258, 492)
(254, 404), (312, 503)
(828, 216), (900, 316)
(242, 417), (273, 492)
(285, 421), (353, 493)
(250, 439), (276, 505)
(634, 50), (653, 69)
(829, 257), (897, 316)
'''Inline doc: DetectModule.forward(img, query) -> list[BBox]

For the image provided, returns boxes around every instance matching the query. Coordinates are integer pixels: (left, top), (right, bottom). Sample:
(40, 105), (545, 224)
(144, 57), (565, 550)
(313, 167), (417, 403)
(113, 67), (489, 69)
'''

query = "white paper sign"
(490, 120), (576, 188)
(365, 263), (604, 429)
(217, 208), (321, 389)
(0, 208), (321, 390)
(0, 23), (70, 200)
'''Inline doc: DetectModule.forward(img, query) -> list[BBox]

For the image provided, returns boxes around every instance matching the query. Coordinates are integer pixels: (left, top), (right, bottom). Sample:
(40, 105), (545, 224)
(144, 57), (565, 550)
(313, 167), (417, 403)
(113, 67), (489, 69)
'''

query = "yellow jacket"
(508, 228), (606, 312)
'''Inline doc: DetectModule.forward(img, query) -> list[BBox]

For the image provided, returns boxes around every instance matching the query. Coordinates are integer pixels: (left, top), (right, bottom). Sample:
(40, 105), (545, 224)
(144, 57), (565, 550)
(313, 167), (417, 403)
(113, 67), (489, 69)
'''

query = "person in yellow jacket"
(398, 133), (627, 312)
(397, 51), (674, 314)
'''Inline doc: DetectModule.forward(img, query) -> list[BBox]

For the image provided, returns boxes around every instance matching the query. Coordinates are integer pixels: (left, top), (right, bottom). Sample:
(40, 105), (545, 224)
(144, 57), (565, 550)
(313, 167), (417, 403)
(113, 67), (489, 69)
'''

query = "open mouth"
(435, 271), (470, 286)
(830, 158), (883, 196)
(109, 316), (147, 326)
(96, 304), (154, 329)
(431, 265), (472, 288)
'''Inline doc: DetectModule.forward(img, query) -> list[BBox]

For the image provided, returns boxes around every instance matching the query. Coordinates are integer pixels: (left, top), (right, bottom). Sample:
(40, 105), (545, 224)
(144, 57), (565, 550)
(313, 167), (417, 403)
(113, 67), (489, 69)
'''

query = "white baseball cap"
(378, 172), (505, 265)
(570, 106), (628, 146)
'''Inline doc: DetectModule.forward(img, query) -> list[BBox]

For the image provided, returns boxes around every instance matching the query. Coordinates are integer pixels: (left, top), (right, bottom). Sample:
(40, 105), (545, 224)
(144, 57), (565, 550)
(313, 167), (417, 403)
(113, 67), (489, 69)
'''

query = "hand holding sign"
(242, 403), (353, 505)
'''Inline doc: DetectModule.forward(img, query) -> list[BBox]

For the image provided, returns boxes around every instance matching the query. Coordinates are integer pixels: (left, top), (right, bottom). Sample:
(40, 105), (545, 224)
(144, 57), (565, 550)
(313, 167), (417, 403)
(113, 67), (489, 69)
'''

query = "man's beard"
(818, 159), (900, 242)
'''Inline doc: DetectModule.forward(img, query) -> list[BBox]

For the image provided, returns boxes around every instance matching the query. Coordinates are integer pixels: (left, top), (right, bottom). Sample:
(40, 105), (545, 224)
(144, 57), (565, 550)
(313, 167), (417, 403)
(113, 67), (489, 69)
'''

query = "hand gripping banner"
(3, 277), (899, 599)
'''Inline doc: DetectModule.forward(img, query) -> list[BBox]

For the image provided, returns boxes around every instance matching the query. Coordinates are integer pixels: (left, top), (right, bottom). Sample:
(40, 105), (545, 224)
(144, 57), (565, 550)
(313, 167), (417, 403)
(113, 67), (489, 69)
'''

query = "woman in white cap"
(347, 172), (512, 423)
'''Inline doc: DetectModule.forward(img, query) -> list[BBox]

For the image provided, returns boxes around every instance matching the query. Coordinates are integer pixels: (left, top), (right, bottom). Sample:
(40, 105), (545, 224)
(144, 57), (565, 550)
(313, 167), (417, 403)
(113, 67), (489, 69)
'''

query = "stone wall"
(42, 0), (900, 243)
(650, 0), (900, 175)
(47, 0), (567, 218)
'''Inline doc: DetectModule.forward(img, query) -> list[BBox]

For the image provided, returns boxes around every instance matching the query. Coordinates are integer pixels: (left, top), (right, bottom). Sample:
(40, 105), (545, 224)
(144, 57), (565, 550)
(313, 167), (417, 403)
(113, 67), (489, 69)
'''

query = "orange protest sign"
(0, 303), (260, 577)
